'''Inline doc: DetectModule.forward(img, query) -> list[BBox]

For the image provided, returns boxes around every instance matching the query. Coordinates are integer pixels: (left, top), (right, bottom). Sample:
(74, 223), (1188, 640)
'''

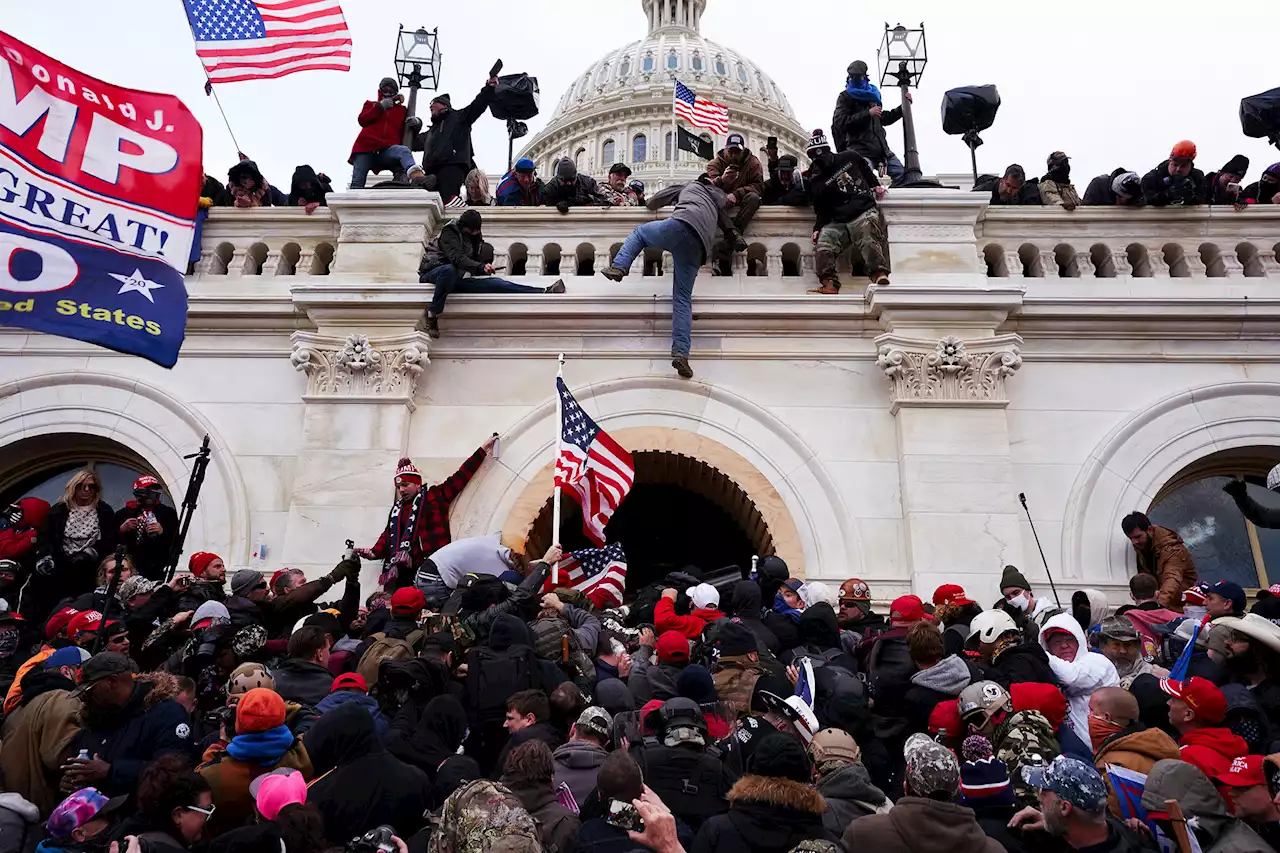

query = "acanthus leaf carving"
(289, 331), (430, 409)
(874, 333), (1022, 413)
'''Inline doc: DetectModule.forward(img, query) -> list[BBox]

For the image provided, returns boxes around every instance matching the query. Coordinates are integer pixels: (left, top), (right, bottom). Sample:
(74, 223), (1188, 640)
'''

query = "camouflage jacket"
(712, 657), (768, 717)
(428, 779), (541, 853)
(597, 184), (641, 206)
(992, 709), (1061, 806)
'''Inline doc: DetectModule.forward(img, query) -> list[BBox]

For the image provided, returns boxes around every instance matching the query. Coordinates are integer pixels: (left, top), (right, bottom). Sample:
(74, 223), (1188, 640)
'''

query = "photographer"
(705, 133), (764, 275)
(1202, 154), (1250, 208)
(113, 476), (178, 581)
(1141, 140), (1206, 207)
(349, 77), (429, 189)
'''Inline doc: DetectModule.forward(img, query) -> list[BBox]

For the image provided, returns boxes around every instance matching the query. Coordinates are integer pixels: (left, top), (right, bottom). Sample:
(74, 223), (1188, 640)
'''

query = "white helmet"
(967, 609), (1019, 644)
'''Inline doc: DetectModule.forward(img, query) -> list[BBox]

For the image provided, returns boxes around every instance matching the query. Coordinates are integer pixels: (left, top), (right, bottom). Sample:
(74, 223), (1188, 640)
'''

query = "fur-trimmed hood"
(728, 775), (827, 815)
(138, 670), (186, 710)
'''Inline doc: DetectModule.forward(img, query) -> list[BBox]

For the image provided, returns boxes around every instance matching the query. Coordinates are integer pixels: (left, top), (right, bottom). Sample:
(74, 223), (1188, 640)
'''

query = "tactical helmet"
(957, 681), (1013, 731)
(649, 697), (708, 748)
(967, 609), (1019, 644)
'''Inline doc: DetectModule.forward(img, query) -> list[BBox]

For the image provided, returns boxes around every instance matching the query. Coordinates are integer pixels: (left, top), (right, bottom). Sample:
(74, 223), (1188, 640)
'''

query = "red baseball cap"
(889, 594), (928, 624)
(932, 584), (974, 607)
(1217, 755), (1266, 788)
(390, 587), (426, 616)
(331, 672), (368, 693)
(132, 475), (161, 491)
(655, 630), (690, 664)
(67, 611), (103, 638)
(1160, 676), (1226, 724)
(928, 699), (962, 736)
(45, 607), (80, 640)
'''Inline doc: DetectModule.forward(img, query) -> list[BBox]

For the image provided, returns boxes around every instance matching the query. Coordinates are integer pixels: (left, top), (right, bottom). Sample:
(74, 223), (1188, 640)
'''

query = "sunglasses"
(77, 483), (100, 492)
(185, 804), (216, 819)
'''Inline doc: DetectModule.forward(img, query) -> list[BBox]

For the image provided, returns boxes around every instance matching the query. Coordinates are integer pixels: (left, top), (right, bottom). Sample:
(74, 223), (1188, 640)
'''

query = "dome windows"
(736, 63), (749, 86)
(602, 139), (616, 165)
(692, 52), (704, 72)
(714, 55), (726, 76)
(633, 134), (647, 163)
(666, 51), (679, 71)
(642, 52), (655, 73)
(620, 57), (631, 78)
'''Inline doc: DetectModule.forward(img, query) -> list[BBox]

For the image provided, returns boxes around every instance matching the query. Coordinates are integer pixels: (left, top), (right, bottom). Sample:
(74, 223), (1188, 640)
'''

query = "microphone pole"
(1019, 492), (1062, 607)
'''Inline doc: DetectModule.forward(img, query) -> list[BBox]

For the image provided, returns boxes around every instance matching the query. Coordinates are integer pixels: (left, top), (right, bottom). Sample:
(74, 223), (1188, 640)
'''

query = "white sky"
(8, 0), (1280, 187)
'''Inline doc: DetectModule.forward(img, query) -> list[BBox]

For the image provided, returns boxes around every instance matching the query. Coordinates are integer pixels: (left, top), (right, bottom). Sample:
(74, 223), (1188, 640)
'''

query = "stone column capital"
(874, 332), (1023, 414)
(289, 330), (430, 410)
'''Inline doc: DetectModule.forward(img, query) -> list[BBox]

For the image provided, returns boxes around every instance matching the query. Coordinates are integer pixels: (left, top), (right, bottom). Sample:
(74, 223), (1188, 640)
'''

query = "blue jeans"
(864, 153), (906, 185)
(350, 145), (416, 188)
(612, 218), (702, 356)
(423, 264), (545, 316)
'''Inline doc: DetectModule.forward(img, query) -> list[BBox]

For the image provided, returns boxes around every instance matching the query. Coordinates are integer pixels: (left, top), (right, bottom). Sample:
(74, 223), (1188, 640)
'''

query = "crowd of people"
(4, 449), (1280, 853)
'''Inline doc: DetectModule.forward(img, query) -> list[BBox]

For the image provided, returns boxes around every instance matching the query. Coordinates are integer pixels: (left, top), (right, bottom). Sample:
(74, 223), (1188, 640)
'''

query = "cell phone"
(605, 799), (644, 833)
(489, 59), (504, 78)
(767, 136), (777, 149)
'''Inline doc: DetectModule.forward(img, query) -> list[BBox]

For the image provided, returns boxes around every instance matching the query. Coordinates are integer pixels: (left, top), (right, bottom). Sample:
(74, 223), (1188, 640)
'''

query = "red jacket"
(653, 597), (723, 639)
(0, 497), (49, 562)
(1178, 726), (1249, 779)
(350, 100), (409, 162)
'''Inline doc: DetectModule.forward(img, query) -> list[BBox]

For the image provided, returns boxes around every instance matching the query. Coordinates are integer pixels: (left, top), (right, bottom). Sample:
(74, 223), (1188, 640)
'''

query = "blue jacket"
(496, 171), (542, 206)
(68, 680), (191, 797)
(316, 690), (388, 737)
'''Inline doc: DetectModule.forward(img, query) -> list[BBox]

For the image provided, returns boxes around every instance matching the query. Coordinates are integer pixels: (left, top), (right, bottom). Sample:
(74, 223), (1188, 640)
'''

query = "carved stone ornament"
(290, 331), (429, 408)
(875, 333), (1023, 413)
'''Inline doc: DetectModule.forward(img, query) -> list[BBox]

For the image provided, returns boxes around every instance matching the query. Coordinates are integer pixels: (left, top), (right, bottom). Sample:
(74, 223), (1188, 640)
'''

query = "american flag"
(555, 377), (634, 546)
(551, 542), (629, 609)
(181, 0), (352, 85)
(673, 79), (729, 135)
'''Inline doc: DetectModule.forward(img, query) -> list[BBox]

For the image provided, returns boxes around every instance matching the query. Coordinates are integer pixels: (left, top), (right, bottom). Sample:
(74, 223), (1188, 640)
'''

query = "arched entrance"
(524, 451), (774, 592)
(0, 433), (173, 509)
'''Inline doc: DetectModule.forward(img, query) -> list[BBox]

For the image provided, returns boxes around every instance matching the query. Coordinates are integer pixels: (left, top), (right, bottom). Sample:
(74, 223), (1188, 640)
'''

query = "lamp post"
(877, 22), (928, 186)
(394, 26), (441, 147)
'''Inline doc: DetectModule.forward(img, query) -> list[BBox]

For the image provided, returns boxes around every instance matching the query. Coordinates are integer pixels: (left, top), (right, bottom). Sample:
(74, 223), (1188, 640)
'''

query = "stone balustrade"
(196, 206), (338, 277)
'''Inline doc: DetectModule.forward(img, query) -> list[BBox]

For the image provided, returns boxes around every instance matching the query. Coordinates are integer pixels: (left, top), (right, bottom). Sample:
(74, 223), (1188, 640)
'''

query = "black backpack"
(466, 644), (542, 724)
(633, 743), (735, 830)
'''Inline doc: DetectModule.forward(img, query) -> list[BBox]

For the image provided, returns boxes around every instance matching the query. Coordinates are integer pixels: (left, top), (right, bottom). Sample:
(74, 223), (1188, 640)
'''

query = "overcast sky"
(8, 0), (1280, 187)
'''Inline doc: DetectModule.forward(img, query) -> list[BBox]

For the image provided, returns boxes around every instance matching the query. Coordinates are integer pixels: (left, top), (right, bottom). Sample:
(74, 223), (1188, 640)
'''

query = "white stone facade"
(4, 191), (1280, 608)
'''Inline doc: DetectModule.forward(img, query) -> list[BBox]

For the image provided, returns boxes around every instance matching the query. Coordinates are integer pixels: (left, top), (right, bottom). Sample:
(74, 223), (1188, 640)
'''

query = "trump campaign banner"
(0, 31), (201, 367)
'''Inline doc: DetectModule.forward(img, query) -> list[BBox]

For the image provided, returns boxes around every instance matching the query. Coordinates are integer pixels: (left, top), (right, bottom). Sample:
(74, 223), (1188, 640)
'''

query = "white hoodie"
(1038, 612), (1119, 751)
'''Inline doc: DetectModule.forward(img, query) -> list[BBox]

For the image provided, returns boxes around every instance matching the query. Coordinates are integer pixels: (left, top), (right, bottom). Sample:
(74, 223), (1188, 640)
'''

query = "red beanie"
(236, 687), (286, 734)
(188, 552), (220, 578)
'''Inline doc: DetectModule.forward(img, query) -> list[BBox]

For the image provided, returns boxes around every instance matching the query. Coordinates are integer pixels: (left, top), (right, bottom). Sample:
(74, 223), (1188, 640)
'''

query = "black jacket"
(420, 220), (488, 277)
(692, 775), (838, 853)
(979, 642), (1060, 688)
(306, 702), (434, 843)
(542, 174), (609, 209)
(969, 803), (1029, 853)
(867, 628), (913, 739)
(716, 581), (779, 655)
(493, 721), (563, 780)
(762, 160), (808, 207)
(1242, 180), (1279, 205)
(1082, 173), (1142, 207)
(113, 502), (179, 581)
(989, 179), (1043, 206)
(386, 694), (469, 783)
(287, 165), (332, 207)
(270, 658), (334, 707)
(1141, 161), (1206, 207)
(42, 501), (118, 597)
(68, 680), (191, 797)
(832, 91), (901, 164)
(420, 86), (494, 171)
(808, 150), (881, 231)
(176, 580), (226, 613)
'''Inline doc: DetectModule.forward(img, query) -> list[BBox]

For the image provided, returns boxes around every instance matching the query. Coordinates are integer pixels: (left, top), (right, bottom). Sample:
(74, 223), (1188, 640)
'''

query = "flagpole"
(179, 8), (243, 154)
(552, 352), (565, 584)
(670, 75), (677, 180)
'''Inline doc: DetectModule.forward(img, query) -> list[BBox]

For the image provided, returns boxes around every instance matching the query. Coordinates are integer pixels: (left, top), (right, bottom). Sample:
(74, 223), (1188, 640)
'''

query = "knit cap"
(231, 569), (264, 597)
(999, 565), (1031, 593)
(904, 732), (960, 797)
(959, 736), (1015, 807)
(236, 687), (286, 733)
(189, 552), (222, 577)
(714, 619), (758, 657)
(675, 664), (716, 705)
(749, 732), (812, 783)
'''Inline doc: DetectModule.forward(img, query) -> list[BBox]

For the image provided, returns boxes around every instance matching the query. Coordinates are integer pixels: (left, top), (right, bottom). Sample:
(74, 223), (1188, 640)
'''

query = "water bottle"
(76, 749), (90, 761)
(252, 532), (267, 564)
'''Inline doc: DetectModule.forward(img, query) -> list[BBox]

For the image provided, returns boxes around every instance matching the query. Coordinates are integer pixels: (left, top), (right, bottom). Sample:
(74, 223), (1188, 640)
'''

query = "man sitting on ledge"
(418, 210), (565, 339)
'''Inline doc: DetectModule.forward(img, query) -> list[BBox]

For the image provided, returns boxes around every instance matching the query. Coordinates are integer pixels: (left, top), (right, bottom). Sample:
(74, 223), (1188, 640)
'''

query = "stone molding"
(289, 331), (429, 409)
(875, 333), (1023, 413)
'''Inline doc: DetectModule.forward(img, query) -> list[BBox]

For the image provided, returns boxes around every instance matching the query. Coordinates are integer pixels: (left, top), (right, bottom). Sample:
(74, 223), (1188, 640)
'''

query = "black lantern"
(394, 26), (441, 144)
(877, 23), (929, 186)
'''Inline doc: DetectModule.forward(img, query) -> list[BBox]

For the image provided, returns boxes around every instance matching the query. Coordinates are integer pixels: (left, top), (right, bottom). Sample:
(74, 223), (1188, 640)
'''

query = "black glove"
(556, 200), (570, 214)
(35, 555), (55, 576)
(1223, 479), (1249, 498)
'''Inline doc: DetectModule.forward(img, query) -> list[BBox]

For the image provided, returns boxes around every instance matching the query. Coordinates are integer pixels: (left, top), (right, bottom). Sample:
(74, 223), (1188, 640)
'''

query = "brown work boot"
(425, 314), (440, 339)
(600, 266), (626, 282)
(671, 355), (694, 379)
(808, 275), (841, 295)
(870, 270), (891, 286)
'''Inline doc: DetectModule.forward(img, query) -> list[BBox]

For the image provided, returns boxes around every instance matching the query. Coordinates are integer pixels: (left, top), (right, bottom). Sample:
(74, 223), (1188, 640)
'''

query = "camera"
(347, 825), (397, 853)
(605, 799), (644, 833)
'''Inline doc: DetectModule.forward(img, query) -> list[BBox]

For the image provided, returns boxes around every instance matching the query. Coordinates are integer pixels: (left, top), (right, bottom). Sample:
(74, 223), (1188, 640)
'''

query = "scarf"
(226, 725), (294, 763)
(63, 504), (99, 554)
(845, 78), (883, 106)
(772, 593), (803, 623)
(380, 492), (423, 585)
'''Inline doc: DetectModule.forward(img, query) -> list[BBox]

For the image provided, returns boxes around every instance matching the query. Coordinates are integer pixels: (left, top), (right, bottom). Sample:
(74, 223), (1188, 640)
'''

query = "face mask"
(1183, 605), (1207, 622)
(1007, 592), (1030, 613)
(1088, 714), (1125, 748)
(0, 631), (17, 659)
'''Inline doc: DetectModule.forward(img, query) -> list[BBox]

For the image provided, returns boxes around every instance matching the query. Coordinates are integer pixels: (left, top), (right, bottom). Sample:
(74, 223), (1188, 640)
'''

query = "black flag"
(677, 126), (713, 161)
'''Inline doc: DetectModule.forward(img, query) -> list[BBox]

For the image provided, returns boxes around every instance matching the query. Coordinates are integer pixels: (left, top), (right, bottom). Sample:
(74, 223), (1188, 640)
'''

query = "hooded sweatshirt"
(387, 694), (468, 780)
(726, 581), (779, 654)
(1178, 725), (1250, 781)
(815, 762), (890, 837)
(841, 795), (1005, 853)
(1038, 612), (1119, 750)
(1071, 588), (1110, 633)
(1142, 759), (1272, 853)
(905, 655), (975, 734)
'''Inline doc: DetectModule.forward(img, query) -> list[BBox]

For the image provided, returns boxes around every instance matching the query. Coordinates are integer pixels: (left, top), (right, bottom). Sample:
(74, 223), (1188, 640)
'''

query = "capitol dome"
(518, 0), (810, 190)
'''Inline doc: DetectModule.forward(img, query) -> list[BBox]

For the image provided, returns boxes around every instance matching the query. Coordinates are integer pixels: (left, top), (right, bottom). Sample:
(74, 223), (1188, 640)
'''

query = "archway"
(0, 433), (174, 509)
(524, 451), (774, 592)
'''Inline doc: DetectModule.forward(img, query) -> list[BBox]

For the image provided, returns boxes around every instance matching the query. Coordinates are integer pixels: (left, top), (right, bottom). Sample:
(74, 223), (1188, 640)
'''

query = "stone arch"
(0, 372), (251, 563)
(449, 378), (863, 580)
(1062, 381), (1280, 585)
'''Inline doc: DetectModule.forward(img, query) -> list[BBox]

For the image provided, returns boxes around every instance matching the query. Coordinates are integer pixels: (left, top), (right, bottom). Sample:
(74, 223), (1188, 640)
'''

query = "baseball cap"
(514, 158), (536, 174)
(1160, 676), (1227, 724)
(1183, 582), (1211, 606)
(839, 578), (871, 602)
(118, 575), (160, 603)
(609, 162), (632, 177)
(890, 594), (928, 624)
(1170, 140), (1198, 163)
(1256, 584), (1280, 600)
(45, 607), (80, 640)
(250, 768), (307, 820)
(46, 789), (129, 839)
(331, 672), (368, 693)
(1047, 151), (1070, 167)
(726, 132), (745, 149)
(1022, 755), (1107, 813)
(808, 727), (860, 765)
(686, 583), (719, 610)
(227, 662), (275, 697)
(1096, 616), (1139, 643)
(132, 474), (161, 491)
(932, 584), (974, 607)
(1217, 755), (1266, 788)
(575, 706), (612, 742)
(1208, 580), (1246, 614)
(44, 646), (92, 670)
(655, 630), (690, 664)
(67, 611), (103, 638)
(71, 652), (134, 697)
(391, 586), (426, 616)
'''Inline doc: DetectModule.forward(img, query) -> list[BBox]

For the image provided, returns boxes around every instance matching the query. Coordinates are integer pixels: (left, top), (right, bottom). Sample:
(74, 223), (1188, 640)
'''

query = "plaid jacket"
(371, 447), (487, 566)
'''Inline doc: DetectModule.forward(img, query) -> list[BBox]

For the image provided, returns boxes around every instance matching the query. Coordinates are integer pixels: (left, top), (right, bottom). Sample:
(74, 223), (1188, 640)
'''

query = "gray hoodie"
(910, 654), (973, 695)
(1142, 759), (1273, 853)
(646, 180), (735, 263)
(552, 738), (609, 808)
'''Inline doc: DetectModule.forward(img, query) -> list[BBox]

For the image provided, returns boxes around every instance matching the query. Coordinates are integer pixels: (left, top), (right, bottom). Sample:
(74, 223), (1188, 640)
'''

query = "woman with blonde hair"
(40, 468), (117, 601)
